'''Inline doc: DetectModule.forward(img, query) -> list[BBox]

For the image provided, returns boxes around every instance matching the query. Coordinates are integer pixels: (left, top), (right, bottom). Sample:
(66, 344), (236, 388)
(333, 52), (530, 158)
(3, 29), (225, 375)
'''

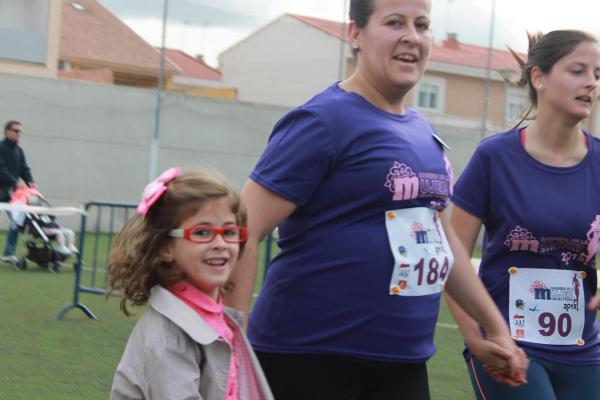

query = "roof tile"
(60, 0), (177, 73)
(161, 48), (222, 81)
(287, 13), (524, 72)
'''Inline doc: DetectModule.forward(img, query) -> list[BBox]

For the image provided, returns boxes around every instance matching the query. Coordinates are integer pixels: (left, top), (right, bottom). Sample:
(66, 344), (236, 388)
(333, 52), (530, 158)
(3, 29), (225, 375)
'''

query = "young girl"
(108, 167), (273, 400)
(447, 30), (600, 399)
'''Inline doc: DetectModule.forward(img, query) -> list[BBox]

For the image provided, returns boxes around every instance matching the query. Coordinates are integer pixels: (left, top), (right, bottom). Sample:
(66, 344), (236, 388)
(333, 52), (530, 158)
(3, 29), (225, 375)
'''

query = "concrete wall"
(0, 73), (287, 229)
(0, 72), (526, 233)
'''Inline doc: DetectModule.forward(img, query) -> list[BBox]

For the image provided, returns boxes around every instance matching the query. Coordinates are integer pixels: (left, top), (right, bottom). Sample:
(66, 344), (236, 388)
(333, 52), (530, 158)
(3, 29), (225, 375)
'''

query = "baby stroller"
(10, 189), (76, 272)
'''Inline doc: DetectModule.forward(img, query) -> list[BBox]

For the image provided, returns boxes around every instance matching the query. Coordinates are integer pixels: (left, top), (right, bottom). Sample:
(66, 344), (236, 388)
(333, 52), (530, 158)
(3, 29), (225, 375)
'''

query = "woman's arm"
(444, 206), (493, 356)
(444, 206), (524, 383)
(224, 179), (297, 324)
(441, 209), (527, 386)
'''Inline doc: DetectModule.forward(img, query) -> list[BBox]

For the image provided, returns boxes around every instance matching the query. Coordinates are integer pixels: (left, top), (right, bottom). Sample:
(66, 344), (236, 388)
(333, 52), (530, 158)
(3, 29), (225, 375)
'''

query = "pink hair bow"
(137, 167), (182, 216)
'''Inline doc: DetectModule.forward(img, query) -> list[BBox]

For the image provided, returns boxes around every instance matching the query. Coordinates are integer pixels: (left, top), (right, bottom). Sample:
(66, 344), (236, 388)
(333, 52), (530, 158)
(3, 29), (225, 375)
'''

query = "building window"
(57, 60), (70, 71)
(415, 76), (445, 112)
(0, 0), (48, 64)
(418, 83), (439, 109)
(505, 88), (528, 125)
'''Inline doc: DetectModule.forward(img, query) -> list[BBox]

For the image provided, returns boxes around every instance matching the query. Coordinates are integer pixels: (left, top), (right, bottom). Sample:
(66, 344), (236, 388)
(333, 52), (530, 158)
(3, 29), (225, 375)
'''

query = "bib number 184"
(414, 256), (450, 286)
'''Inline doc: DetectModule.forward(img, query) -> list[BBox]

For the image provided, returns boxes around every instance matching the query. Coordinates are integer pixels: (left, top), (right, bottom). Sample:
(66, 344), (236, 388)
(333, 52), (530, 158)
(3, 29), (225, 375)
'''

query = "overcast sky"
(98, 0), (600, 68)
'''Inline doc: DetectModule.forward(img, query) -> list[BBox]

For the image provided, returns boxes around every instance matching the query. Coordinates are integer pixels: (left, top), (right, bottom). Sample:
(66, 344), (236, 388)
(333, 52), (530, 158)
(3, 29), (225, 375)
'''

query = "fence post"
(55, 201), (137, 320)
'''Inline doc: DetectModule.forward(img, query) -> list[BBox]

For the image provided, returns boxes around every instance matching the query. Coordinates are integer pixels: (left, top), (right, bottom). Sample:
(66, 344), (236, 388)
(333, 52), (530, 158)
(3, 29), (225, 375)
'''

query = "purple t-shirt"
(248, 83), (453, 363)
(453, 128), (600, 364)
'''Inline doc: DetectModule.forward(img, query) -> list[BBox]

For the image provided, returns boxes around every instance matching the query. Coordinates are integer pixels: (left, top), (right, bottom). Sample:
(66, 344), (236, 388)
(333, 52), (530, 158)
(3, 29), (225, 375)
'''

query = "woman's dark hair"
(510, 30), (598, 126)
(349, 0), (375, 56)
(349, 0), (374, 28)
(108, 170), (246, 316)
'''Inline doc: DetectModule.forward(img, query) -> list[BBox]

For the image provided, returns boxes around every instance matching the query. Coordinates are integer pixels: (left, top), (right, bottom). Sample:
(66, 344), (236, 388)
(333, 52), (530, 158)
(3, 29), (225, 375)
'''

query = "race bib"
(508, 267), (586, 346)
(386, 207), (454, 296)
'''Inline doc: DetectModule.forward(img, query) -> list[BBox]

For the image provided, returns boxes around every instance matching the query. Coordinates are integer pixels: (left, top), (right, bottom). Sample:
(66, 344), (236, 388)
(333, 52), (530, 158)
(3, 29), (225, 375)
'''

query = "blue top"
(453, 127), (600, 364)
(248, 83), (453, 363)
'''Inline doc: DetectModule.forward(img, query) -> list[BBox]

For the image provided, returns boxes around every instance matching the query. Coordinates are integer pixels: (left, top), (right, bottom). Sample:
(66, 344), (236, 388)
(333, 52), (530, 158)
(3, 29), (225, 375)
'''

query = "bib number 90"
(538, 312), (572, 337)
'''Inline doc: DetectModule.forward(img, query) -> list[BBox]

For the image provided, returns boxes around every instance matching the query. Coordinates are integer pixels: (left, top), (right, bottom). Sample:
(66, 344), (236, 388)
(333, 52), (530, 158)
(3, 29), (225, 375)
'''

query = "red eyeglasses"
(169, 225), (248, 243)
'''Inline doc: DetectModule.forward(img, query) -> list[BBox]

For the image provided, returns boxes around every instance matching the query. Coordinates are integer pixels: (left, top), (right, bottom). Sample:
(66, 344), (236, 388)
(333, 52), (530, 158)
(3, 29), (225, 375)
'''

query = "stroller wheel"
(50, 262), (60, 273)
(14, 258), (27, 271)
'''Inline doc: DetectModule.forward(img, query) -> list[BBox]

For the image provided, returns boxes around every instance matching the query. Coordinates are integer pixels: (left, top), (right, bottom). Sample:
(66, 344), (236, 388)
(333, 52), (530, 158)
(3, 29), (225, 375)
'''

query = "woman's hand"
(469, 337), (510, 371)
(441, 209), (529, 387)
(15, 179), (27, 189)
(481, 334), (528, 387)
(588, 293), (600, 310)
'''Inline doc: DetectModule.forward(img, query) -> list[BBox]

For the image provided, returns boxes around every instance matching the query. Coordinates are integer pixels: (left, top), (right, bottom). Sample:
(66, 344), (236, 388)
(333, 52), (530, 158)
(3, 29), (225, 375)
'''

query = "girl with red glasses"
(108, 168), (273, 400)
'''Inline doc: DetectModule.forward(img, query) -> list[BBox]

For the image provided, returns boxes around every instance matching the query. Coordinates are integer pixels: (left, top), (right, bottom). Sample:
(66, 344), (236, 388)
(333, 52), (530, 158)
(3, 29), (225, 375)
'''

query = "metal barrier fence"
(55, 201), (137, 320)
(55, 200), (276, 320)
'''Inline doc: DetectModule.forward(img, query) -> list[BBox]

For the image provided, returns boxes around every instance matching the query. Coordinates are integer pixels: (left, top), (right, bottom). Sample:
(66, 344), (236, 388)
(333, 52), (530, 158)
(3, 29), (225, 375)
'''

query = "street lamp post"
(499, 68), (517, 129)
(337, 0), (348, 80)
(480, 0), (496, 140)
(149, 0), (169, 181)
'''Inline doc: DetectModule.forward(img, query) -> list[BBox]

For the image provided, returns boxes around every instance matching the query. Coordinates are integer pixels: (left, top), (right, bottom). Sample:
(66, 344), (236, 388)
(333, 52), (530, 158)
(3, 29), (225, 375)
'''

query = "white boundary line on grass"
(437, 322), (458, 329)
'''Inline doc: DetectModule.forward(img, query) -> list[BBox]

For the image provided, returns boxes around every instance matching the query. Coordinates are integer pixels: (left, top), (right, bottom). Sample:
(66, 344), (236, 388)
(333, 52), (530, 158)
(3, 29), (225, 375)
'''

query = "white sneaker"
(1, 255), (18, 264)
(52, 244), (72, 256)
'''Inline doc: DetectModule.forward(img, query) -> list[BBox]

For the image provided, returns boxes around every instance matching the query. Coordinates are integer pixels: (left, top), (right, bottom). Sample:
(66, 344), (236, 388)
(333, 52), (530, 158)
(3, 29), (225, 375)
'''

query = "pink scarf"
(168, 281), (239, 400)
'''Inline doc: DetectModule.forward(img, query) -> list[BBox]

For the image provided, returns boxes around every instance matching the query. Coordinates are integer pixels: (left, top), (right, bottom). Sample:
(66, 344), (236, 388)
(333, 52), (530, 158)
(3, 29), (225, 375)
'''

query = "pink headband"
(137, 167), (182, 216)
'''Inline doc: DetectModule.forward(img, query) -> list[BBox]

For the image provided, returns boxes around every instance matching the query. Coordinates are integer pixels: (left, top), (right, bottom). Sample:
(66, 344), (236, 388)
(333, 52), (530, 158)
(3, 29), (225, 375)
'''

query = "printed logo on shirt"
(515, 328), (525, 339)
(505, 217), (600, 268)
(504, 226), (540, 253)
(528, 277), (580, 313)
(384, 161), (451, 209)
(407, 215), (448, 258)
(584, 215), (600, 265)
(513, 314), (525, 327)
(443, 154), (453, 197)
(410, 221), (442, 245)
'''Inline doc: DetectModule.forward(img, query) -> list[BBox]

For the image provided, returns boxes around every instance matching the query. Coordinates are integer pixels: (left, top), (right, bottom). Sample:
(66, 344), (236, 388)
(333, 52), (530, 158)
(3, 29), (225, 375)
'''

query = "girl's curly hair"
(108, 171), (246, 316)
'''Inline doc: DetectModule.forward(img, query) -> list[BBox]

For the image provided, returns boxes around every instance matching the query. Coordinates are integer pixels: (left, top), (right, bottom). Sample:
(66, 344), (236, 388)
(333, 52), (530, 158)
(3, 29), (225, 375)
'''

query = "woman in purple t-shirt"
(225, 0), (527, 398)
(448, 30), (600, 399)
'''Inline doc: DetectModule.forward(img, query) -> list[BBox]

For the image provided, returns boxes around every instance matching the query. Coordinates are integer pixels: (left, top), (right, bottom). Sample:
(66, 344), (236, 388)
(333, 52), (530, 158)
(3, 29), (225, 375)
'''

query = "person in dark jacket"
(0, 120), (36, 264)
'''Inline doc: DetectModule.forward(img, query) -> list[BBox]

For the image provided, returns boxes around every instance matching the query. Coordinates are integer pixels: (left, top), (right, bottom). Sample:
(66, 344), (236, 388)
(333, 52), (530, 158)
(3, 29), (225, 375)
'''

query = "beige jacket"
(110, 286), (273, 400)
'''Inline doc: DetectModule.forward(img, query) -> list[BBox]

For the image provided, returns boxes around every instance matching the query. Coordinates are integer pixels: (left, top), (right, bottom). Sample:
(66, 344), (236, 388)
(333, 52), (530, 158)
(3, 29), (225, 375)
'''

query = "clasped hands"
(470, 334), (529, 387)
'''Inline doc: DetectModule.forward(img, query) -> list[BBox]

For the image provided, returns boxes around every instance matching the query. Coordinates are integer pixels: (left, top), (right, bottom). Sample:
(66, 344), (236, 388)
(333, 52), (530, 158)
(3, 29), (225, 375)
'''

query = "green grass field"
(0, 231), (477, 400)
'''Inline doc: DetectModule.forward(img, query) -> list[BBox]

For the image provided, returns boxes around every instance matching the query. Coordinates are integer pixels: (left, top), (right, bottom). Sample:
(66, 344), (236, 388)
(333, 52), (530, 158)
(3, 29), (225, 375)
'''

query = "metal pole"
(337, 0), (348, 80)
(149, 0), (169, 181)
(480, 0), (496, 140)
(503, 78), (508, 129)
(445, 0), (453, 36)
